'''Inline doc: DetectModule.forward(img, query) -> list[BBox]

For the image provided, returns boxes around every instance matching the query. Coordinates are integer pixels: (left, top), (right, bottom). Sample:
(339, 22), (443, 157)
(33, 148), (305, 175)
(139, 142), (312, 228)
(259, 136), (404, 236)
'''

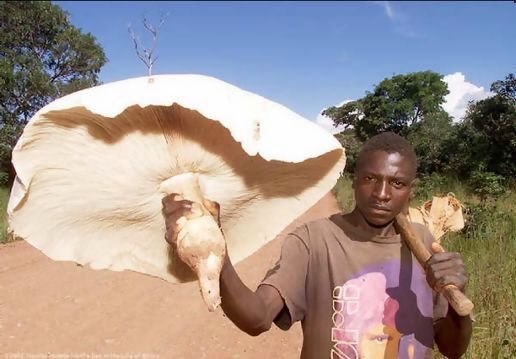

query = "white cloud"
(315, 113), (344, 134)
(442, 72), (493, 122)
(315, 100), (353, 134)
(373, 2), (422, 39)
(374, 1), (395, 20)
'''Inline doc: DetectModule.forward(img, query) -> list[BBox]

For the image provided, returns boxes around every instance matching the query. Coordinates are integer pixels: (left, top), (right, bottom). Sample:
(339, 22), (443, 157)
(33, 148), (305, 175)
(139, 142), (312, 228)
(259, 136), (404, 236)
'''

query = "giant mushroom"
(7, 74), (346, 311)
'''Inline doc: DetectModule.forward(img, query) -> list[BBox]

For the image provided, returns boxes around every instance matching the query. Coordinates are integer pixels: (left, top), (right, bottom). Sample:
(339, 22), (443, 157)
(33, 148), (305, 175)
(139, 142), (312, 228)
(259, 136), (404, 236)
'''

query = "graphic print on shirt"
(330, 259), (434, 359)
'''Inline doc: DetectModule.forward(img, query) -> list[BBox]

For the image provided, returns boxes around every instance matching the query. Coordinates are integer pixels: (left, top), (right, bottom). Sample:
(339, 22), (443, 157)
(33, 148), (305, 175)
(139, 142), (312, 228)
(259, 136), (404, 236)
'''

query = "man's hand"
(425, 242), (468, 293)
(161, 193), (221, 248)
(431, 243), (473, 357)
(202, 197), (222, 229)
(162, 193), (192, 248)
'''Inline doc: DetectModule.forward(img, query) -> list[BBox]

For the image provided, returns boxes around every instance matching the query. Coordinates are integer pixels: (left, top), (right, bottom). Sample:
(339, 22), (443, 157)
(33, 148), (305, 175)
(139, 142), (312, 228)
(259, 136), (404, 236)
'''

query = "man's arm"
(427, 242), (473, 358)
(434, 307), (473, 358)
(219, 255), (285, 336)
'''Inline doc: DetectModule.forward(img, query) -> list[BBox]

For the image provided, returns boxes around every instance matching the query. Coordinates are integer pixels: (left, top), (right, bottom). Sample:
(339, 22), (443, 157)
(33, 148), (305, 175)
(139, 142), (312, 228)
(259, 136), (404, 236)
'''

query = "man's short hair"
(355, 132), (417, 177)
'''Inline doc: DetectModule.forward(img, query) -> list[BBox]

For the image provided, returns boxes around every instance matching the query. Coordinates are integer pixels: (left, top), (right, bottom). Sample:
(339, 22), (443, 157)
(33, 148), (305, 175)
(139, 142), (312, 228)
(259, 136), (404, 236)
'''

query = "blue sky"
(56, 1), (515, 131)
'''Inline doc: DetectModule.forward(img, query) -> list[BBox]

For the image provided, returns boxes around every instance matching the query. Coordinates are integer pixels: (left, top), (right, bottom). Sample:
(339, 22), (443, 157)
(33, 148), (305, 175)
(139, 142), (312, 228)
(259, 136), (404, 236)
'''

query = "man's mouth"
(370, 204), (391, 212)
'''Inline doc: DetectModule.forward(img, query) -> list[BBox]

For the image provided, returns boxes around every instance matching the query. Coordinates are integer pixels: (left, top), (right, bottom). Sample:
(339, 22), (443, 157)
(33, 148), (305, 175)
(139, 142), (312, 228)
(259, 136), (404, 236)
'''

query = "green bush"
(462, 201), (513, 237)
(412, 173), (466, 204)
(0, 171), (8, 186)
(468, 170), (506, 202)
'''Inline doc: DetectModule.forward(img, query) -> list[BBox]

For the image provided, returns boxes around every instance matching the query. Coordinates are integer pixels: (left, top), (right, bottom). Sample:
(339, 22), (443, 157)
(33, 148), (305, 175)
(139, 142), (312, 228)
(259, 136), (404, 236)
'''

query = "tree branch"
(127, 13), (169, 77)
(128, 23), (152, 73)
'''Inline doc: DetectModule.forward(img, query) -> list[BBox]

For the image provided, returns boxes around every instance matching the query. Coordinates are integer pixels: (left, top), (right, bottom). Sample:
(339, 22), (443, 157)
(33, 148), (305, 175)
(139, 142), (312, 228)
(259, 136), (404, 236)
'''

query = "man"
(162, 132), (472, 358)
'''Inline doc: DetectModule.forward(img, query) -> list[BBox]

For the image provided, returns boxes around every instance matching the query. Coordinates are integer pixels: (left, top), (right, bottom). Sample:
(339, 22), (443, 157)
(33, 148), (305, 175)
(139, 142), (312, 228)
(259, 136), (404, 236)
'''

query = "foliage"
(0, 1), (107, 183)
(407, 111), (455, 174)
(439, 119), (490, 178)
(334, 128), (363, 174)
(332, 175), (355, 212)
(412, 173), (466, 203)
(323, 71), (450, 141)
(490, 73), (516, 102)
(0, 171), (8, 186)
(468, 169), (506, 202)
(461, 200), (513, 236)
(463, 74), (516, 178)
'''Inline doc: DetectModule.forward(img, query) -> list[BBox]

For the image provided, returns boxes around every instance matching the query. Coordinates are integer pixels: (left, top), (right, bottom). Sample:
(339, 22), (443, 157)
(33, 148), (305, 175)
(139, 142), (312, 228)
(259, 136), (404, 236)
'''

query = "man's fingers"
(162, 195), (222, 247)
(425, 244), (468, 292)
(429, 259), (465, 274)
(431, 242), (446, 254)
(165, 216), (188, 244)
(162, 200), (192, 216)
(170, 193), (184, 201)
(427, 252), (461, 268)
(189, 203), (204, 218)
(162, 194), (187, 207)
(165, 225), (177, 245)
(203, 199), (221, 227)
(162, 193), (184, 204)
(203, 199), (220, 217)
(162, 195), (191, 246)
(434, 274), (467, 292)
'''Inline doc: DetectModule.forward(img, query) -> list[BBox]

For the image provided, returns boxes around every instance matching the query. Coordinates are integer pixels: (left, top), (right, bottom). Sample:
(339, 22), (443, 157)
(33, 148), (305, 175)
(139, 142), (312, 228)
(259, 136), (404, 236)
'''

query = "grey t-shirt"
(260, 214), (448, 359)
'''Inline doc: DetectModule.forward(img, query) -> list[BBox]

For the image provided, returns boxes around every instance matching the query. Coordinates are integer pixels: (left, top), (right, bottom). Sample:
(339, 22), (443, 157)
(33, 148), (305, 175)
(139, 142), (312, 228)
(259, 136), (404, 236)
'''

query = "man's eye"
(392, 180), (405, 188)
(364, 176), (374, 182)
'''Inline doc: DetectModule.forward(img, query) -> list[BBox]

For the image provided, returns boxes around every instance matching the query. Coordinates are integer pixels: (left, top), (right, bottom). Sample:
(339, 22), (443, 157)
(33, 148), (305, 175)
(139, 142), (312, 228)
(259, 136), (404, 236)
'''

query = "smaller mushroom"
(408, 193), (465, 241)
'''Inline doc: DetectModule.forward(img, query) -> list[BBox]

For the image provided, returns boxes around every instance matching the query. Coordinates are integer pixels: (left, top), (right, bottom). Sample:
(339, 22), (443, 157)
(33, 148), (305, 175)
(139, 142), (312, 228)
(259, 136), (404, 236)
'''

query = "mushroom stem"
(197, 254), (223, 311)
(165, 173), (206, 205)
(160, 172), (226, 311)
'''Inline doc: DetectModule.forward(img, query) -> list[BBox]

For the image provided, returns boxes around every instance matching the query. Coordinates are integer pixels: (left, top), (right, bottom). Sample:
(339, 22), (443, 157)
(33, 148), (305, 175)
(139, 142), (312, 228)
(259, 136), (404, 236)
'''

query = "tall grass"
(333, 175), (516, 358)
(438, 196), (516, 358)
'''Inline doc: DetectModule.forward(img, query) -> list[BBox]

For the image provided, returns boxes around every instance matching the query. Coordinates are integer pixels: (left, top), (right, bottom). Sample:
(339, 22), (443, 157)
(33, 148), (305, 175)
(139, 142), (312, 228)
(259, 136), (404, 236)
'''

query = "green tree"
(0, 1), (107, 184)
(334, 128), (363, 173)
(490, 73), (515, 102)
(462, 73), (516, 178)
(323, 71), (450, 141)
(442, 119), (489, 178)
(407, 111), (455, 174)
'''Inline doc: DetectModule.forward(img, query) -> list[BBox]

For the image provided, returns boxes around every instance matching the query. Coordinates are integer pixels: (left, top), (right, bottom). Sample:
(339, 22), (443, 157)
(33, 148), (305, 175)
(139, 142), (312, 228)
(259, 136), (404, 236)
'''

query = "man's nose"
(373, 180), (391, 201)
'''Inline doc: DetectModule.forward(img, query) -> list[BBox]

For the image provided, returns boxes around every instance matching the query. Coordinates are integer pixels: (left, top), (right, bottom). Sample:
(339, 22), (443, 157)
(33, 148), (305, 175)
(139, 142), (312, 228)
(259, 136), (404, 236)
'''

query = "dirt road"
(0, 193), (341, 359)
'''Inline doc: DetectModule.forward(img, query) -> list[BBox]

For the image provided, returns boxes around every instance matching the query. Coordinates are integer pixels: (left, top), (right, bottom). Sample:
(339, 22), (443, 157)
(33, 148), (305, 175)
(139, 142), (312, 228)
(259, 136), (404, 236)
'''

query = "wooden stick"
(395, 213), (474, 316)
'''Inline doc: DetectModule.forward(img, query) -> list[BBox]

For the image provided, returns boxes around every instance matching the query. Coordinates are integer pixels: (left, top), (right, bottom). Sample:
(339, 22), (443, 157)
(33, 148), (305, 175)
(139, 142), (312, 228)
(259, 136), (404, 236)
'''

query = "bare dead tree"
(128, 12), (169, 76)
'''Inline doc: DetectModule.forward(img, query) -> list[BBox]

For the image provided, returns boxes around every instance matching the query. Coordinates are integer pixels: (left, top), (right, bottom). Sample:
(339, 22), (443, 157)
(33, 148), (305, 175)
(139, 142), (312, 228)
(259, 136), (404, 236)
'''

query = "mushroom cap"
(8, 74), (346, 283)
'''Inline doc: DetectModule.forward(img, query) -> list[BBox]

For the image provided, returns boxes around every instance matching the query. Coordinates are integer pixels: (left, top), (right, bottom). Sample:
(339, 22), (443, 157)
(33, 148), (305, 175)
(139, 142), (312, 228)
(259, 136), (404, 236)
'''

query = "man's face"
(353, 150), (414, 227)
